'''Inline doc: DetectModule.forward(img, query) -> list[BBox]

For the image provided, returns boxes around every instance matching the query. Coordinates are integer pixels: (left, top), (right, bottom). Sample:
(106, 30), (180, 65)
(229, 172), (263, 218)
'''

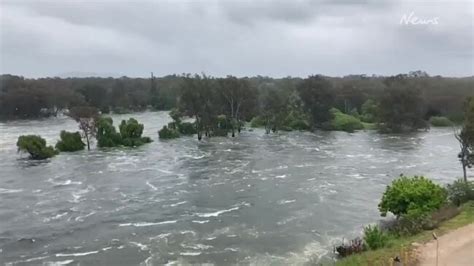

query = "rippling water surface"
(0, 111), (461, 265)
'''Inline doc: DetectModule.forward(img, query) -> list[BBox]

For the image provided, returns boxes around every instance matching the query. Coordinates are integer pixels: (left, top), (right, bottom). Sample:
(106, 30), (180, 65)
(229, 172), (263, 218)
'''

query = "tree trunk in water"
(463, 163), (467, 182)
(85, 134), (90, 151)
(232, 127), (235, 137)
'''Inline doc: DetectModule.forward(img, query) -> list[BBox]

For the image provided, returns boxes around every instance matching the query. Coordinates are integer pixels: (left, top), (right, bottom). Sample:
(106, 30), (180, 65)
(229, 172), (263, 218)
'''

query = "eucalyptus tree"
(179, 74), (217, 140)
(217, 76), (256, 137)
(67, 106), (99, 150)
(297, 75), (335, 128)
(456, 97), (474, 181)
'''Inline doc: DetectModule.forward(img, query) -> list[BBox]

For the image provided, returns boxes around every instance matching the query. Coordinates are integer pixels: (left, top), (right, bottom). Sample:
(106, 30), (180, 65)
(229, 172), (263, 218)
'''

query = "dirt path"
(417, 223), (474, 265)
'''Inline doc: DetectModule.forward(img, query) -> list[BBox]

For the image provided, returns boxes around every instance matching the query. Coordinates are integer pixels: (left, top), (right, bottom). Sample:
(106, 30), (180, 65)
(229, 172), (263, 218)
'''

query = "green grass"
(336, 201), (474, 266)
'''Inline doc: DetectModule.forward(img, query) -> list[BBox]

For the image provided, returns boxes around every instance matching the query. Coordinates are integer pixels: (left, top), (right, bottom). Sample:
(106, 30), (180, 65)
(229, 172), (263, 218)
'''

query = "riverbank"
(336, 201), (474, 265)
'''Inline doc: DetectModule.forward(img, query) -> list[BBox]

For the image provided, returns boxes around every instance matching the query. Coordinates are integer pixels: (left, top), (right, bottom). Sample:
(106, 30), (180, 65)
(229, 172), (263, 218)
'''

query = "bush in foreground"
(17, 135), (58, 160)
(379, 175), (446, 218)
(363, 225), (389, 250)
(429, 116), (454, 127)
(55, 131), (85, 152)
(447, 179), (474, 206)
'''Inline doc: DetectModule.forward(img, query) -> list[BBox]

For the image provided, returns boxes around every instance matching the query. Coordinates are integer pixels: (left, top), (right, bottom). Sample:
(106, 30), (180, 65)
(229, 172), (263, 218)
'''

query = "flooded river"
(0, 111), (461, 265)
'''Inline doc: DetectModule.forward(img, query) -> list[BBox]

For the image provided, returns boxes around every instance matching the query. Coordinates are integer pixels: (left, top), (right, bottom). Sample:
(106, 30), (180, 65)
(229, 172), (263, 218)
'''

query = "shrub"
(288, 119), (310, 130)
(363, 225), (388, 250)
(447, 179), (474, 206)
(158, 125), (180, 139)
(55, 131), (85, 152)
(119, 118), (153, 147)
(250, 116), (265, 128)
(17, 135), (58, 160)
(178, 122), (197, 135)
(97, 117), (122, 147)
(379, 175), (447, 218)
(330, 108), (364, 132)
(429, 116), (454, 127)
(119, 118), (144, 139)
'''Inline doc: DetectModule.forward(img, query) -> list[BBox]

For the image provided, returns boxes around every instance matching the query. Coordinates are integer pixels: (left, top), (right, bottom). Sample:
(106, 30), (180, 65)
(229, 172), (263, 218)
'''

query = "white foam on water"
(43, 212), (68, 223)
(149, 233), (171, 241)
(170, 201), (187, 207)
(56, 250), (99, 257)
(275, 174), (286, 179)
(130, 242), (149, 251)
(6, 255), (49, 264)
(74, 211), (96, 222)
(146, 181), (158, 191)
(48, 179), (82, 186)
(277, 199), (296, 205)
(0, 188), (23, 194)
(119, 220), (177, 227)
(180, 243), (213, 250)
(195, 206), (239, 218)
(180, 251), (201, 256)
(157, 168), (173, 174)
(347, 173), (366, 179)
(45, 259), (75, 265)
(191, 220), (210, 224)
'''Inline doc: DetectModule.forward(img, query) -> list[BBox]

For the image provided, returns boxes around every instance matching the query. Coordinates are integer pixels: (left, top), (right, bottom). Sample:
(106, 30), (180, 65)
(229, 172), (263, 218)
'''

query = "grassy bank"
(336, 201), (474, 265)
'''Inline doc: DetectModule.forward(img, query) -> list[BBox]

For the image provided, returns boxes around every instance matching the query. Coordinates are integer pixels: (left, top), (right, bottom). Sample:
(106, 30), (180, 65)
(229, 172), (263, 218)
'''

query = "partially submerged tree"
(456, 97), (474, 182)
(297, 75), (335, 128)
(67, 106), (99, 150)
(96, 117), (122, 147)
(378, 75), (427, 133)
(119, 118), (152, 146)
(217, 76), (256, 137)
(17, 135), (57, 160)
(55, 131), (85, 152)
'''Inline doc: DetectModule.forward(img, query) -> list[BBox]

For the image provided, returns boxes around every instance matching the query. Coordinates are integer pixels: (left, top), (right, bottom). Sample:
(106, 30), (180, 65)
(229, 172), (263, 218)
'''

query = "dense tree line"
(1, 72), (473, 133)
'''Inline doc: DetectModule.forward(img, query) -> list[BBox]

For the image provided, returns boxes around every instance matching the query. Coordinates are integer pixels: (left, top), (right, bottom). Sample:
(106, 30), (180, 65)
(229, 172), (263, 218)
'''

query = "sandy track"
(417, 223), (474, 266)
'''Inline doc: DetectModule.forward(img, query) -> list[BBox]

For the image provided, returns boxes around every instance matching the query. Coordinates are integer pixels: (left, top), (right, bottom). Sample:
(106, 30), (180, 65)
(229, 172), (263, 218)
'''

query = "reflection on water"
(0, 111), (462, 265)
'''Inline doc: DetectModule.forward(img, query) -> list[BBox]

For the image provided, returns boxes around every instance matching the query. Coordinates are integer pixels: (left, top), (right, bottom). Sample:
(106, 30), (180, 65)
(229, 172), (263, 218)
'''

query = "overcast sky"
(0, 0), (473, 78)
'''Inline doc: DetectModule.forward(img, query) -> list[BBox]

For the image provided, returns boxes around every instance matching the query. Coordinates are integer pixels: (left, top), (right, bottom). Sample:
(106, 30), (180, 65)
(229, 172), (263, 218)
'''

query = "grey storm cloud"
(0, 0), (472, 78)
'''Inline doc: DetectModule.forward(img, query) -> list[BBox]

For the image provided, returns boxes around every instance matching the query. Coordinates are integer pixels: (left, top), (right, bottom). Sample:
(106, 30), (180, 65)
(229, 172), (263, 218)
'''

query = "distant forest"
(1, 71), (473, 126)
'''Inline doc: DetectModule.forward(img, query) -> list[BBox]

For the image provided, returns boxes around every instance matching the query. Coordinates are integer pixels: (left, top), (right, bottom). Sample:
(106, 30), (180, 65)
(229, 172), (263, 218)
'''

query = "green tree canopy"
(17, 135), (58, 160)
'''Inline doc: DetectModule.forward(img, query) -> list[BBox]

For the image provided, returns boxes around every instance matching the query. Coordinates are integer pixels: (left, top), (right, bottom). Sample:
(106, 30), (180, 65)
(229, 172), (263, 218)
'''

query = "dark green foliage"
(119, 118), (144, 139)
(429, 116), (454, 127)
(17, 135), (58, 160)
(121, 136), (152, 147)
(158, 125), (180, 139)
(360, 99), (378, 123)
(330, 108), (364, 133)
(378, 175), (447, 218)
(55, 131), (85, 152)
(297, 75), (335, 127)
(447, 179), (474, 206)
(178, 122), (197, 135)
(97, 117), (122, 147)
(378, 75), (428, 133)
(68, 106), (99, 150)
(456, 97), (474, 181)
(363, 225), (388, 250)
(250, 116), (265, 128)
(118, 118), (152, 147)
(97, 117), (152, 147)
